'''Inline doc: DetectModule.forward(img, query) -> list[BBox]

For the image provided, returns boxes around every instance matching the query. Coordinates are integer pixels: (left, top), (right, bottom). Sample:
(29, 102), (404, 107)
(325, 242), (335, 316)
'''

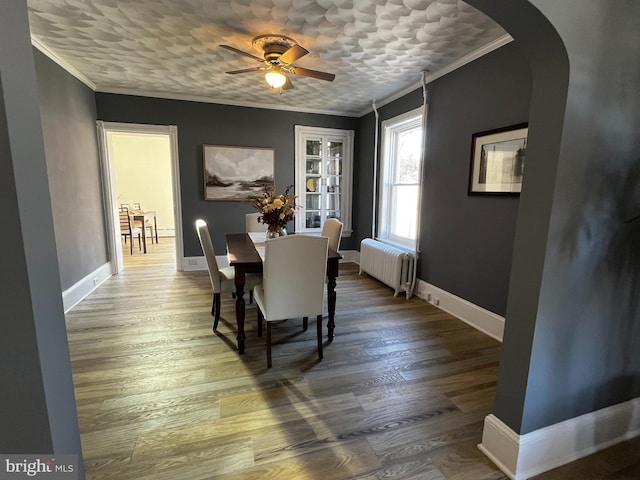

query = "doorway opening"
(97, 122), (183, 274)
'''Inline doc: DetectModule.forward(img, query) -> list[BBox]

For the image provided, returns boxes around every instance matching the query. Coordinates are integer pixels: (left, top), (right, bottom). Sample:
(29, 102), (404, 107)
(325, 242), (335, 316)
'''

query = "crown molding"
(31, 35), (97, 90)
(356, 34), (514, 117)
(94, 86), (359, 117)
(31, 32), (512, 119)
(30, 34), (353, 117)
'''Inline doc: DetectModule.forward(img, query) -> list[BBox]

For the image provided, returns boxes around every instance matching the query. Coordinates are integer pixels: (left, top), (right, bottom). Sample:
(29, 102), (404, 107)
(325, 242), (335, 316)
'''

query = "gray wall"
(469, 0), (640, 435)
(355, 43), (532, 316)
(0, 0), (83, 469)
(95, 95), (359, 256)
(34, 49), (107, 291)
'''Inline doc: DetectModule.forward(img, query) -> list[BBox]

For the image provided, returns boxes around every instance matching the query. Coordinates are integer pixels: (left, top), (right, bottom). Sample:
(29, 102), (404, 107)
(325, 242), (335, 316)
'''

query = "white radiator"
(359, 239), (415, 298)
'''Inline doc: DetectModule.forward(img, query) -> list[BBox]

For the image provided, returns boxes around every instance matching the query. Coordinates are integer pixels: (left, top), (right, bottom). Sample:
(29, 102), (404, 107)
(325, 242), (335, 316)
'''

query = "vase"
(266, 227), (287, 239)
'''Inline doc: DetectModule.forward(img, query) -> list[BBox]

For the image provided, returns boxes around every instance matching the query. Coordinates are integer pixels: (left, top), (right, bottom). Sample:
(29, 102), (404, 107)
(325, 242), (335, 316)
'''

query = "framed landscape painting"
(468, 123), (528, 195)
(203, 145), (274, 201)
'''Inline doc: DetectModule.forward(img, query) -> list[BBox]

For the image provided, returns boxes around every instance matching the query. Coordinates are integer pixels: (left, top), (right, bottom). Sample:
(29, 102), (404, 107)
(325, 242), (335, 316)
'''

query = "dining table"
(225, 232), (341, 354)
(132, 210), (158, 253)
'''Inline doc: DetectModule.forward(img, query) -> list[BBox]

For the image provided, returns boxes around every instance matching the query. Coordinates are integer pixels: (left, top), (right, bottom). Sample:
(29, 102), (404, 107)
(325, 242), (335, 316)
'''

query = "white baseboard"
(352, 253), (503, 340)
(414, 279), (504, 341)
(182, 255), (211, 271)
(479, 397), (640, 479)
(62, 262), (113, 313)
(339, 250), (356, 263)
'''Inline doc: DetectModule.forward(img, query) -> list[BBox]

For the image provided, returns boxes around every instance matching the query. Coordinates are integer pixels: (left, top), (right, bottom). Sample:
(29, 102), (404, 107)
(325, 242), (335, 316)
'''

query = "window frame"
(377, 107), (424, 250)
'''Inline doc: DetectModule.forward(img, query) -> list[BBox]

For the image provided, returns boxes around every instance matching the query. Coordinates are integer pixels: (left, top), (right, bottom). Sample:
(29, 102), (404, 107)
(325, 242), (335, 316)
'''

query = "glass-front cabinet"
(295, 125), (354, 235)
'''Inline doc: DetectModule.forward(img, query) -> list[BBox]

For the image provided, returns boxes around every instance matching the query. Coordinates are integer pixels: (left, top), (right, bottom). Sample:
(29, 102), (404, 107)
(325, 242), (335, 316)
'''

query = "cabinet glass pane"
(306, 193), (321, 210)
(327, 140), (342, 178)
(305, 176), (319, 193)
(326, 194), (340, 211)
(306, 158), (320, 174)
(305, 212), (322, 228)
(326, 176), (340, 194)
(328, 141), (343, 158)
(306, 140), (321, 156)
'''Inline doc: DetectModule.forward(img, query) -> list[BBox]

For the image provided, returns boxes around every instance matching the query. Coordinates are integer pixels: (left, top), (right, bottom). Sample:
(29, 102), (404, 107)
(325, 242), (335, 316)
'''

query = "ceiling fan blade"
(219, 44), (264, 63)
(279, 44), (309, 65)
(290, 66), (335, 82)
(282, 74), (294, 90)
(225, 67), (264, 74)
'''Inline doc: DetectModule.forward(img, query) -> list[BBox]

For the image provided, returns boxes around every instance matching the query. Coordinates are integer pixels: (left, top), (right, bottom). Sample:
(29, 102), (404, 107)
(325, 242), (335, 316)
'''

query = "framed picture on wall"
(203, 144), (274, 201)
(468, 123), (528, 195)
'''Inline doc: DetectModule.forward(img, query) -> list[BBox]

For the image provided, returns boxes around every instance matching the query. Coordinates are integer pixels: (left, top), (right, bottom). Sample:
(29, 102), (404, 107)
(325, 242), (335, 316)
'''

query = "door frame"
(96, 121), (183, 273)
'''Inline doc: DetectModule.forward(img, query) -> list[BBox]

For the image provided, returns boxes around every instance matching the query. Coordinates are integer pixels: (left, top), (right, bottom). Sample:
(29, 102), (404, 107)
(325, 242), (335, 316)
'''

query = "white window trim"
(377, 107), (423, 251)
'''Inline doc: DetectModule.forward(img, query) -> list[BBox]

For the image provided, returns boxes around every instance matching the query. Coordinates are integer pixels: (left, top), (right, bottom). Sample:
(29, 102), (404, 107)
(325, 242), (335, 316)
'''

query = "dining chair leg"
(317, 314), (323, 360)
(137, 234), (142, 251)
(129, 235), (133, 255)
(303, 317), (308, 331)
(212, 293), (221, 331)
(257, 308), (263, 337)
(266, 321), (272, 368)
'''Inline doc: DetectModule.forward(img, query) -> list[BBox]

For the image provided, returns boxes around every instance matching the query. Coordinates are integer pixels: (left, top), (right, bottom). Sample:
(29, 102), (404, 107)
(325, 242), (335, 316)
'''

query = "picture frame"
(468, 123), (528, 195)
(203, 145), (274, 201)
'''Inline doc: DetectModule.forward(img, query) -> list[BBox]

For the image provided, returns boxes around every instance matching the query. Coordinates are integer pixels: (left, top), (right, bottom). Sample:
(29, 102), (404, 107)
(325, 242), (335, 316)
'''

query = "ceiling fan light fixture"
(265, 70), (287, 89)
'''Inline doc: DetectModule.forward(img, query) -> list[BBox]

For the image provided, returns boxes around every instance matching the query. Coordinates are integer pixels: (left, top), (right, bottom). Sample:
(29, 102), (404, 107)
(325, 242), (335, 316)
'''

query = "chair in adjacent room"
(120, 202), (142, 211)
(245, 212), (267, 232)
(195, 219), (260, 331)
(253, 235), (329, 368)
(121, 203), (155, 243)
(321, 217), (344, 252)
(119, 207), (142, 255)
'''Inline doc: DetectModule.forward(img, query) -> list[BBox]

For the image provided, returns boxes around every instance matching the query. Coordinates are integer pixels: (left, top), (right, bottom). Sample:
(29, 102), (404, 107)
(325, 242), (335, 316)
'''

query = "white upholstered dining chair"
(245, 212), (267, 232)
(321, 218), (343, 252)
(195, 219), (260, 332)
(253, 235), (329, 368)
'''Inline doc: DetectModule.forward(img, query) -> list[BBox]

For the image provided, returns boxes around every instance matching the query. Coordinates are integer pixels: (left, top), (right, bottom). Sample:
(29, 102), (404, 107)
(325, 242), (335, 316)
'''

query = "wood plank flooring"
(65, 238), (639, 480)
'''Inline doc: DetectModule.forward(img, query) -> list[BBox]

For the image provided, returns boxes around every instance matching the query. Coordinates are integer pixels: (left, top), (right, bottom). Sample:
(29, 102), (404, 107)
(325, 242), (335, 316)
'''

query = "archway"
(467, 1), (640, 478)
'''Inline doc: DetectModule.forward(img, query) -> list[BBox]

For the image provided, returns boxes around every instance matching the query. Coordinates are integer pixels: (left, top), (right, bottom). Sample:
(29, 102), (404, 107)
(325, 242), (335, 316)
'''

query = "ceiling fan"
(220, 35), (335, 91)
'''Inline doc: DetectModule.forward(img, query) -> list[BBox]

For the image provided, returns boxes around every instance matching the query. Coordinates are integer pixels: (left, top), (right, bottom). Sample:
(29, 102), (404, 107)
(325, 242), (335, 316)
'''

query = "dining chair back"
(119, 207), (142, 255)
(196, 219), (224, 292)
(195, 219), (260, 331)
(245, 212), (267, 232)
(254, 235), (329, 367)
(321, 218), (343, 252)
(120, 202), (141, 210)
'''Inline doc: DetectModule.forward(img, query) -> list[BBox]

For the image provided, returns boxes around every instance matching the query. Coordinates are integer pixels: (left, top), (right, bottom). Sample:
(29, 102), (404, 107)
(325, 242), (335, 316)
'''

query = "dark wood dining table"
(225, 233), (341, 354)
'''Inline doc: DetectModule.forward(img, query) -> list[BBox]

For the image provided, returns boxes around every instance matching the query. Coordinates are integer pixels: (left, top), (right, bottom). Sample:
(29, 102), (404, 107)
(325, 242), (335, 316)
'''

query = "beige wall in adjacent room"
(110, 132), (175, 236)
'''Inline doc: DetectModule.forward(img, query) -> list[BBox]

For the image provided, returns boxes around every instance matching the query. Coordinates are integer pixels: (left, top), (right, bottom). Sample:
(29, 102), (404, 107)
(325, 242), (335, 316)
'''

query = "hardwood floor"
(65, 238), (638, 479)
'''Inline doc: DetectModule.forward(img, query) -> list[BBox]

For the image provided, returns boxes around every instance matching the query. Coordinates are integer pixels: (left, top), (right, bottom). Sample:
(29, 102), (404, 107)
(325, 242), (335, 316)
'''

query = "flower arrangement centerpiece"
(248, 185), (298, 238)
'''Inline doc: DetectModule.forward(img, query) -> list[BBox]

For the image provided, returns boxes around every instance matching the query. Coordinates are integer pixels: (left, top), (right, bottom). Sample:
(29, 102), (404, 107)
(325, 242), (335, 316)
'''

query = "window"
(378, 108), (423, 249)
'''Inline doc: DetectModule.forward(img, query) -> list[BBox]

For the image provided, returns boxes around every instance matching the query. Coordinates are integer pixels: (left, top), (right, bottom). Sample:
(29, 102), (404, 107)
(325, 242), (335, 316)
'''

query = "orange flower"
(247, 185), (298, 230)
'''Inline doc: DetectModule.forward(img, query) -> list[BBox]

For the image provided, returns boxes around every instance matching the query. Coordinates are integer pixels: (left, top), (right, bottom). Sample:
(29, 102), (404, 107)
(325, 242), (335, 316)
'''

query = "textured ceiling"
(27, 0), (509, 116)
